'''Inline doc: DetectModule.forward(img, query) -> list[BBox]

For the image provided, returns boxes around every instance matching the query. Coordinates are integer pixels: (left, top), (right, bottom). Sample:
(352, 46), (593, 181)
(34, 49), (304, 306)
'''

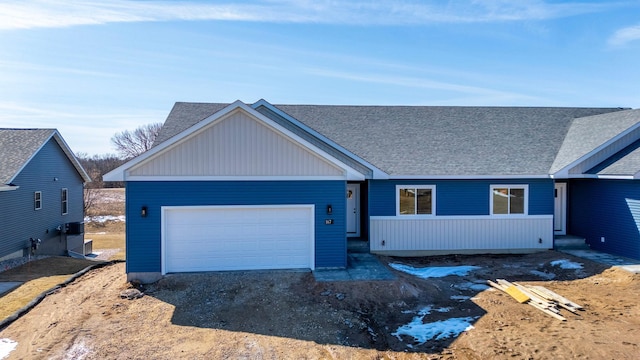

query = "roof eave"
(253, 99), (388, 179)
(104, 100), (366, 182)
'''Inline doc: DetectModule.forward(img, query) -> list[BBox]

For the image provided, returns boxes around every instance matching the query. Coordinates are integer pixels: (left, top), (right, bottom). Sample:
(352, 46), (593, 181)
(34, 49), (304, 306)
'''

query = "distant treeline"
(76, 153), (125, 188)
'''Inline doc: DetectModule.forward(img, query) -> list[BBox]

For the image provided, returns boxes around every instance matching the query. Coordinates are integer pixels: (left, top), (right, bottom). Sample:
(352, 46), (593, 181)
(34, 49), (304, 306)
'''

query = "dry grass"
(86, 221), (126, 261)
(85, 188), (125, 217)
(85, 188), (126, 261)
(0, 275), (70, 320)
(0, 257), (100, 321)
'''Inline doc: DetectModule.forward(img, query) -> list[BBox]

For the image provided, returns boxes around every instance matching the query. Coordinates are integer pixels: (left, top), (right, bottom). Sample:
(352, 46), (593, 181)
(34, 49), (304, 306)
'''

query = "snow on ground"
(84, 215), (126, 223)
(454, 281), (489, 291)
(0, 339), (17, 360)
(392, 306), (477, 345)
(389, 263), (481, 279)
(529, 270), (556, 280)
(450, 295), (471, 301)
(550, 259), (583, 269)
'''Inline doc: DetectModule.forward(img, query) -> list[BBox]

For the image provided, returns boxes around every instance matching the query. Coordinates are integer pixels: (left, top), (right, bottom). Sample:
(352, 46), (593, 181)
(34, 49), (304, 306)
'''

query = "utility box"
(66, 222), (84, 235)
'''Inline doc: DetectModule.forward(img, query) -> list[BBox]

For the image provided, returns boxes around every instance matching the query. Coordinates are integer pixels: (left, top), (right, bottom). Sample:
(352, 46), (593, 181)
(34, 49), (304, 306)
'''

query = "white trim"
(490, 184), (529, 216)
(553, 182), (566, 235)
(7, 130), (90, 184)
(61, 188), (69, 215)
(160, 204), (315, 275)
(0, 185), (19, 191)
(553, 120), (640, 178)
(122, 175), (349, 182)
(105, 101), (365, 182)
(389, 174), (550, 180)
(253, 99), (388, 179)
(396, 185), (436, 216)
(371, 214), (552, 221)
(34, 191), (42, 210)
(555, 173), (637, 180)
(346, 183), (361, 237)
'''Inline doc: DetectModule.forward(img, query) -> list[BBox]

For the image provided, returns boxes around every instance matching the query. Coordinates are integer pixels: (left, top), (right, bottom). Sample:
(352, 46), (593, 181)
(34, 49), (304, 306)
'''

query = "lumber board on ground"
(496, 279), (530, 303)
(529, 285), (584, 311)
(488, 279), (576, 321)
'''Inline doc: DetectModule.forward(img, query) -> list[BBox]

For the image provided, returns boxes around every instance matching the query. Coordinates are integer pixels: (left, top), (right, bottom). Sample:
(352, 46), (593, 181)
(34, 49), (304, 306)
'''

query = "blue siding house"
(105, 100), (640, 282)
(0, 129), (90, 260)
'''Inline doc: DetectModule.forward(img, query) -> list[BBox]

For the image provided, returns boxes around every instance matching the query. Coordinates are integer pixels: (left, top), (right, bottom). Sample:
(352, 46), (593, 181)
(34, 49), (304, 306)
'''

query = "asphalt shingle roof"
(0, 129), (56, 184)
(155, 102), (628, 176)
(550, 109), (640, 174)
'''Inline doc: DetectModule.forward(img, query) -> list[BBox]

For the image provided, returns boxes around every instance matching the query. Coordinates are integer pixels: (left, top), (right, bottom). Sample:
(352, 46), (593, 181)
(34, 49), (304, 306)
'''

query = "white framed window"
(490, 185), (528, 215)
(34, 191), (42, 210)
(61, 188), (68, 215)
(396, 185), (436, 216)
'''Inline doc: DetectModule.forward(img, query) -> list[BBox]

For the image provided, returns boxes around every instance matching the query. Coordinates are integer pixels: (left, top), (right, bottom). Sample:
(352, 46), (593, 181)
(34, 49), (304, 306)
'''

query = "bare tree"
(111, 122), (163, 159)
(76, 152), (127, 214)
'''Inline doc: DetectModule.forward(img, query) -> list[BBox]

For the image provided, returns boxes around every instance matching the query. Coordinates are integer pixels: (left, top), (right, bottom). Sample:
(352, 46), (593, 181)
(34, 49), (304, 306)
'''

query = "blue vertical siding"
(126, 180), (346, 273)
(0, 139), (84, 258)
(569, 179), (640, 260)
(369, 179), (553, 216)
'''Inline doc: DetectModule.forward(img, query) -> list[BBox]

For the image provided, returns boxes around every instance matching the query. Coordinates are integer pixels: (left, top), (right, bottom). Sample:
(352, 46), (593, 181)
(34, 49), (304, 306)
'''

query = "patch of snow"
(454, 282), (489, 291)
(389, 263), (481, 279)
(84, 215), (126, 223)
(530, 270), (556, 280)
(550, 259), (583, 269)
(86, 232), (106, 235)
(393, 315), (477, 345)
(64, 338), (90, 360)
(0, 339), (17, 360)
(451, 295), (471, 301)
(404, 306), (450, 316)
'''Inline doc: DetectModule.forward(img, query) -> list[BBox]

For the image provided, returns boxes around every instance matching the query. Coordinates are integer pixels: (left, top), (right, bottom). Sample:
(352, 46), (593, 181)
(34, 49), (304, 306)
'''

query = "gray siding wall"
(0, 139), (84, 258)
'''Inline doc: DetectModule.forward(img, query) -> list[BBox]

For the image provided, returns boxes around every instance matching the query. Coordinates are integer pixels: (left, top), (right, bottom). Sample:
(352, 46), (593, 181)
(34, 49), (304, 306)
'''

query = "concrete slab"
(313, 253), (395, 282)
(558, 249), (640, 274)
(0, 282), (22, 296)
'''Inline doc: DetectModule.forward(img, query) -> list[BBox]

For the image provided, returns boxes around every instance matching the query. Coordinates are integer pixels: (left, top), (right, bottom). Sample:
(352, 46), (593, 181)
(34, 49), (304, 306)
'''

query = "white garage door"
(162, 205), (314, 273)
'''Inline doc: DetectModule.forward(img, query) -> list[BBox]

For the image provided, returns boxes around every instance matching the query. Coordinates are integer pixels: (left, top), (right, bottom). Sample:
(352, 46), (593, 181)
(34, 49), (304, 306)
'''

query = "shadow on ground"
(0, 257), (99, 282)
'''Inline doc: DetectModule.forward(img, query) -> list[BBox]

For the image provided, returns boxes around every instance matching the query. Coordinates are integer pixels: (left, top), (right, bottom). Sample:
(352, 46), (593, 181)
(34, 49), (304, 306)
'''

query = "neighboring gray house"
(0, 129), (90, 260)
(105, 100), (640, 282)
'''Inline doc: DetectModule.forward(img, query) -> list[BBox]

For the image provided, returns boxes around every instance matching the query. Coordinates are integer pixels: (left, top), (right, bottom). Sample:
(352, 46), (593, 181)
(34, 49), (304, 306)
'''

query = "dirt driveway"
(1, 250), (639, 359)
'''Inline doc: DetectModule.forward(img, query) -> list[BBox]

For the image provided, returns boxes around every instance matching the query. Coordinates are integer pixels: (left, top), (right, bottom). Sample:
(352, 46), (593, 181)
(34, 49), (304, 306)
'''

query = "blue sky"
(1, 0), (639, 155)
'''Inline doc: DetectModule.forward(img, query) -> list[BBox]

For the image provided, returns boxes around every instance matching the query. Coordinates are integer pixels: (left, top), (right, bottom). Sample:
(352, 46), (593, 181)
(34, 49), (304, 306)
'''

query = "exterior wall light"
(141, 206), (148, 217)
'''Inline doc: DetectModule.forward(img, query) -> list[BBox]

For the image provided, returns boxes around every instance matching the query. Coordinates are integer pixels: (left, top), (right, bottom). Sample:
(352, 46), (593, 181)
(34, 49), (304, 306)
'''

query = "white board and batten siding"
(129, 111), (344, 178)
(370, 215), (553, 254)
(162, 205), (315, 274)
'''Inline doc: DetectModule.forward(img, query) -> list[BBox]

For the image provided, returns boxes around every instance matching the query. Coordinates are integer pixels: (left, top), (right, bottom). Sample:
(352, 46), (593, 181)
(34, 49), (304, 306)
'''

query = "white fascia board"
(387, 174), (551, 180)
(52, 131), (92, 183)
(555, 173), (636, 180)
(125, 175), (349, 181)
(553, 121), (640, 178)
(5, 129), (90, 184)
(106, 100), (365, 182)
(253, 99), (388, 179)
(104, 100), (247, 181)
(0, 185), (19, 191)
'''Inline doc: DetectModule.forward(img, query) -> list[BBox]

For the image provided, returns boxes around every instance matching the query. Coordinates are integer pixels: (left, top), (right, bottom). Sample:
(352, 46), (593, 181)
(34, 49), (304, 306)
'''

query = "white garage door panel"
(163, 205), (314, 273)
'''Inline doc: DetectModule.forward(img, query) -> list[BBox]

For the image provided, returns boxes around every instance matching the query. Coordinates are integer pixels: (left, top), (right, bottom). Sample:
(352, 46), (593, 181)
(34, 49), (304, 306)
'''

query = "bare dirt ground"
(1, 250), (639, 359)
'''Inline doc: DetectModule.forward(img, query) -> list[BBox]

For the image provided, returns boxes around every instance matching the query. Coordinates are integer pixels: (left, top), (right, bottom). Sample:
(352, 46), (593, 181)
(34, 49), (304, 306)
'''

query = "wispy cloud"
(609, 24), (640, 46)
(0, 0), (617, 30)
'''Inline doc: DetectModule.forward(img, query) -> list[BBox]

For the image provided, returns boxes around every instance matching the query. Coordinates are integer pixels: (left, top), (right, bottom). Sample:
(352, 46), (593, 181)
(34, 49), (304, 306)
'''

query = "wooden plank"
(487, 280), (508, 292)
(530, 286), (584, 311)
(495, 280), (530, 303)
(528, 301), (566, 321)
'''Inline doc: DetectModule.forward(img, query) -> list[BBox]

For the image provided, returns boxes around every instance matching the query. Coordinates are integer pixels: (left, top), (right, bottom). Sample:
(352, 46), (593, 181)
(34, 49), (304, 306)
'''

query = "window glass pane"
(399, 188), (415, 214)
(510, 188), (525, 214)
(493, 188), (508, 214)
(416, 189), (432, 214)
